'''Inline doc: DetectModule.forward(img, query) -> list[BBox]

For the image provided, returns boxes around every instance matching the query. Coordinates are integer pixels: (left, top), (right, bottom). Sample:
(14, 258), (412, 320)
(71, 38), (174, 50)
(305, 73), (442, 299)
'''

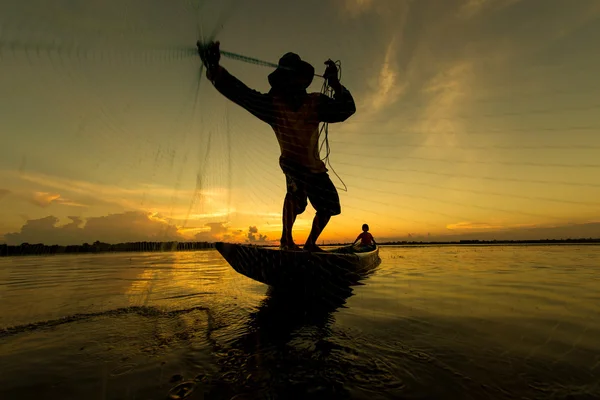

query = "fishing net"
(1, 1), (600, 399)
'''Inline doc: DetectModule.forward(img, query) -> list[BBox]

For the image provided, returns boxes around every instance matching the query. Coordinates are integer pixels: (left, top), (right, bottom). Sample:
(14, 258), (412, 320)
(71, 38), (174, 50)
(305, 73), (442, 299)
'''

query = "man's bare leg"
(303, 212), (331, 252)
(280, 193), (301, 250)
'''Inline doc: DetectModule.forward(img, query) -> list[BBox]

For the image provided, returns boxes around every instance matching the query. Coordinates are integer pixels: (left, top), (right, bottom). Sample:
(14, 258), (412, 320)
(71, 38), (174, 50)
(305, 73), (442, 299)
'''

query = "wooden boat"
(214, 242), (381, 288)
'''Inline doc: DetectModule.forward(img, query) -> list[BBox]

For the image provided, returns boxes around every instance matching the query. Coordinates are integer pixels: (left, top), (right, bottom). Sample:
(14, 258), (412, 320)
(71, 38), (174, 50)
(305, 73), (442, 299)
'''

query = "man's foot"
(280, 243), (302, 251)
(303, 244), (326, 252)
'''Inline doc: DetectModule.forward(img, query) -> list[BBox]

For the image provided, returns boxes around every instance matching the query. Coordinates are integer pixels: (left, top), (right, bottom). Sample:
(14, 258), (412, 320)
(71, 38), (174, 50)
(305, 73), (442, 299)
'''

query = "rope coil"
(319, 60), (348, 192)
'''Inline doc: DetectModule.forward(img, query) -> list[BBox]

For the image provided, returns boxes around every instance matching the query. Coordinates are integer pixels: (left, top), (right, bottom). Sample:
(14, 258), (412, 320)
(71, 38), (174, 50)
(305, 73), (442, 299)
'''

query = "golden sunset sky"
(1, 0), (599, 245)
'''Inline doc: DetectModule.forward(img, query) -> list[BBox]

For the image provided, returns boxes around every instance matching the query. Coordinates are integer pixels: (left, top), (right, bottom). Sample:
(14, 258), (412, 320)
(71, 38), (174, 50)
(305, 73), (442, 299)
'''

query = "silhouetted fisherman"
(198, 41), (356, 252)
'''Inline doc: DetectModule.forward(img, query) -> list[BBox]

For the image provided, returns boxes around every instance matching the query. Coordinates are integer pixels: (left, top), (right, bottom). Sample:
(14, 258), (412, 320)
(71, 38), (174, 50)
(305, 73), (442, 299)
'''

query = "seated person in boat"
(353, 224), (376, 250)
(198, 41), (356, 252)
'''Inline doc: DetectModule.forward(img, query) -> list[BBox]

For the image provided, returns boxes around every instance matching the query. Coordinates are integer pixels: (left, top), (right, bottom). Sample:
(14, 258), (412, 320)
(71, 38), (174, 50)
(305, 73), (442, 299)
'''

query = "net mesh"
(0, 1), (599, 399)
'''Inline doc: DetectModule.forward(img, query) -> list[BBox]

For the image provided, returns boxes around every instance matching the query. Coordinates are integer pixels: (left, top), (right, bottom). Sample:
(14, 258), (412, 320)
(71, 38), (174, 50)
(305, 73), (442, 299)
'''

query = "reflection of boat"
(215, 242), (381, 287)
(240, 284), (356, 347)
(202, 247), (381, 398)
(204, 282), (361, 398)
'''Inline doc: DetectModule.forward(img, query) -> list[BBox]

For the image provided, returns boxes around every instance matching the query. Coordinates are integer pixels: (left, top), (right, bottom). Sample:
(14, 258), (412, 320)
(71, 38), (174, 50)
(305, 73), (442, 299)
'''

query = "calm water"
(1, 245), (599, 399)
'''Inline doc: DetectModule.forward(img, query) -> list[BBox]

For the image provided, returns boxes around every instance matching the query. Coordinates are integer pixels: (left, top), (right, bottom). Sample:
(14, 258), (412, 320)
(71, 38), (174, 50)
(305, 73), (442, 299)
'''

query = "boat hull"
(215, 242), (380, 287)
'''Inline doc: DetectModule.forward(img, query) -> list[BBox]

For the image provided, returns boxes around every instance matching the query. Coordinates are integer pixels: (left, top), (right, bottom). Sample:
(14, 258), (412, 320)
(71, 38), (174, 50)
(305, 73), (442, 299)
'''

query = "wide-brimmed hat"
(268, 52), (314, 89)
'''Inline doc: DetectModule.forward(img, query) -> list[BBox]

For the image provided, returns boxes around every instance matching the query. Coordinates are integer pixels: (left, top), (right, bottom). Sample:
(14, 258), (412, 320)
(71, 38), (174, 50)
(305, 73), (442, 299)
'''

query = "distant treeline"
(334, 238), (600, 246)
(1, 238), (599, 256)
(0, 241), (214, 257)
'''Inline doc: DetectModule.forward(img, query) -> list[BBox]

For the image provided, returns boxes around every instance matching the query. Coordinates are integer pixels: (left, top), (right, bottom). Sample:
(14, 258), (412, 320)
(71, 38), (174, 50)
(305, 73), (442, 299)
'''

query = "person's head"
(268, 52), (314, 93)
(362, 224), (369, 232)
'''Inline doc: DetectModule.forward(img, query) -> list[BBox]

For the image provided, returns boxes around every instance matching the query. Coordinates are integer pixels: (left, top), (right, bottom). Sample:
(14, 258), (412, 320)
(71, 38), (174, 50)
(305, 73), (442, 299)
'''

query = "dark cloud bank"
(0, 212), (270, 245)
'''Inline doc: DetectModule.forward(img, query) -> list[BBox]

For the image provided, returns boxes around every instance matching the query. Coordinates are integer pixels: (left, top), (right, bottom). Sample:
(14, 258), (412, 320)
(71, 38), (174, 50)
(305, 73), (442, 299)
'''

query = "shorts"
(280, 158), (341, 216)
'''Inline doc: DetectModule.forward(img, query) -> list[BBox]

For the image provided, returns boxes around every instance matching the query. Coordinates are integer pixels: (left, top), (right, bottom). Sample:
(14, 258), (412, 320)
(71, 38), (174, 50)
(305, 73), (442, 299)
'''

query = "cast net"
(1, 1), (599, 399)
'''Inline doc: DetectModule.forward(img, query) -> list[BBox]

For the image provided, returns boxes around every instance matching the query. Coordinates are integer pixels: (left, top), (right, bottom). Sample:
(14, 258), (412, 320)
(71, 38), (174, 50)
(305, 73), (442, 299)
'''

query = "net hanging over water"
(1, 1), (600, 398)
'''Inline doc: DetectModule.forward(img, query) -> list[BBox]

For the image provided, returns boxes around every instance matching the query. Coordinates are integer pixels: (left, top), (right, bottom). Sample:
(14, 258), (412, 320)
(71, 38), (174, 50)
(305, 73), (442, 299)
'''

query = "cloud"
(194, 222), (235, 242)
(372, 222), (600, 243)
(30, 191), (87, 208)
(343, 1), (411, 118)
(3, 211), (184, 245)
(437, 222), (600, 241)
(191, 223), (270, 243)
(458, 0), (488, 18)
(2, 213), (273, 246)
(415, 60), (474, 151)
(247, 225), (268, 243)
(3, 216), (84, 245)
(339, 0), (410, 18)
(457, 0), (523, 19)
(362, 35), (407, 116)
(339, 0), (376, 17)
(223, 230), (244, 241)
(1, 170), (232, 224)
(446, 221), (509, 231)
(9, 170), (226, 211)
(31, 192), (61, 207)
(192, 222), (265, 243)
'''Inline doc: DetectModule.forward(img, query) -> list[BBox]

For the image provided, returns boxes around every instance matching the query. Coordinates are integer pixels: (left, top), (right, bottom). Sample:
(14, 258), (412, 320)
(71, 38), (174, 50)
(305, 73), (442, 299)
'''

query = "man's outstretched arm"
(199, 41), (274, 125)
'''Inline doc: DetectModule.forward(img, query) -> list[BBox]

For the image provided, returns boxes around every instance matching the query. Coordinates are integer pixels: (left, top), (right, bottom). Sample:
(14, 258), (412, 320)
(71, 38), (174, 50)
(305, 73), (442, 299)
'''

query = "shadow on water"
(200, 264), (381, 399)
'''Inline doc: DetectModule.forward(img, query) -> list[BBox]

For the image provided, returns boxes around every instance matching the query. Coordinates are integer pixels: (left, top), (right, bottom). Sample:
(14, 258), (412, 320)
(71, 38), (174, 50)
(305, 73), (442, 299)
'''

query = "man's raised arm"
(199, 41), (275, 125)
(317, 84), (356, 123)
(317, 59), (356, 123)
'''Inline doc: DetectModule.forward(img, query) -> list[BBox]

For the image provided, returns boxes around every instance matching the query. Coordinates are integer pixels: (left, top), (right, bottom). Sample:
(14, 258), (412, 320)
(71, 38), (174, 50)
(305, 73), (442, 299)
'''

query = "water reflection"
(3, 247), (599, 399)
(204, 265), (379, 399)
(238, 284), (355, 350)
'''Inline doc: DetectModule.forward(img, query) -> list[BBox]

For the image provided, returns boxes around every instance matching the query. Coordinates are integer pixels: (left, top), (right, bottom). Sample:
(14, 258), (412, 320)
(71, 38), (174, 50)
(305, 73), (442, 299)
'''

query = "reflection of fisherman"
(205, 286), (356, 398)
(198, 41), (356, 252)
